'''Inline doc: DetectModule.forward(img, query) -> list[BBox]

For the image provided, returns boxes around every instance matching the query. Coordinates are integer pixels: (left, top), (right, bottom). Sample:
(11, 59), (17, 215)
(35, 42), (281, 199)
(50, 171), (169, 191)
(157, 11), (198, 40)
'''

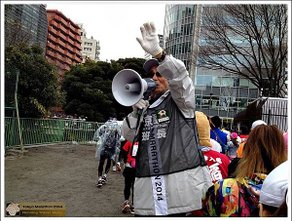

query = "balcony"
(63, 64), (70, 71)
(54, 15), (62, 22)
(55, 53), (64, 62)
(51, 20), (60, 30)
(64, 57), (73, 66)
(69, 24), (77, 34)
(56, 46), (65, 55)
(47, 34), (57, 42)
(59, 16), (68, 27)
(68, 31), (75, 39)
(66, 36), (75, 46)
(46, 50), (56, 58)
(75, 50), (82, 57)
(46, 56), (55, 64)
(66, 44), (74, 53)
(47, 42), (56, 50)
(62, 49), (67, 56)
(75, 35), (82, 43)
(66, 52), (74, 59)
(59, 25), (68, 35)
(74, 42), (82, 50)
(48, 26), (57, 35)
(56, 38), (66, 48)
(56, 60), (70, 71)
(59, 32), (67, 42)
(73, 54), (82, 63)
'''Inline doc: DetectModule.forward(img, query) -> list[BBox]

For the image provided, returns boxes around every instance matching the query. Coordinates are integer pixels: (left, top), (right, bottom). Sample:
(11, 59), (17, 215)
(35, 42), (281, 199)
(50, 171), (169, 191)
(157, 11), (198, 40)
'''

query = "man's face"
(149, 66), (169, 99)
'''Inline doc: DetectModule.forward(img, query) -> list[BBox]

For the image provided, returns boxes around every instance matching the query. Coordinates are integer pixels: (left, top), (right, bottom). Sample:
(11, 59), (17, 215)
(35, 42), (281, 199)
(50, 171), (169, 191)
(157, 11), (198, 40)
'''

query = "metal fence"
(261, 97), (288, 132)
(5, 117), (103, 149)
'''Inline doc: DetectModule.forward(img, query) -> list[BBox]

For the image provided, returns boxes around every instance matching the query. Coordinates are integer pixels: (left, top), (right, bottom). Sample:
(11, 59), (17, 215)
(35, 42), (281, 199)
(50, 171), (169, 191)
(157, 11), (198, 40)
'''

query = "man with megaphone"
(120, 22), (212, 216)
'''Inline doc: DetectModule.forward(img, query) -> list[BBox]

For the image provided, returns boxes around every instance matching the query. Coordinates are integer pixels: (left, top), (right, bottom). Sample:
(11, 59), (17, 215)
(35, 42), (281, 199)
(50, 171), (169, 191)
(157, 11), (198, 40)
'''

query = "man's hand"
(132, 99), (149, 112)
(136, 22), (163, 57)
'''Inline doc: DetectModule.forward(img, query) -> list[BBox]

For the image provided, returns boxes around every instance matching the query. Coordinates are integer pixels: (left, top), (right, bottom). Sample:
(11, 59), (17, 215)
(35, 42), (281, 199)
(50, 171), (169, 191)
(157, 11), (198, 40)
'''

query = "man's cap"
(143, 58), (159, 73)
(251, 120), (267, 130)
(260, 161), (288, 208)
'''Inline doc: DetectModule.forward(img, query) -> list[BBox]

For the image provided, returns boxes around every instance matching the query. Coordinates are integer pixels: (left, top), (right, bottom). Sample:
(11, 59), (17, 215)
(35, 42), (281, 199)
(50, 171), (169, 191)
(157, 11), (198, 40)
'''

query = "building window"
(196, 75), (212, 86)
(221, 77), (233, 87)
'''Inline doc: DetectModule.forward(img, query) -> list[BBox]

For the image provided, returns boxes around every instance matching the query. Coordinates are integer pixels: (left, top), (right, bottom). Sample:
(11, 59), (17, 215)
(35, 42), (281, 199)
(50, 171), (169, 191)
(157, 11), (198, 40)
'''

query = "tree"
(62, 58), (146, 122)
(5, 44), (58, 118)
(62, 62), (113, 121)
(198, 4), (288, 97)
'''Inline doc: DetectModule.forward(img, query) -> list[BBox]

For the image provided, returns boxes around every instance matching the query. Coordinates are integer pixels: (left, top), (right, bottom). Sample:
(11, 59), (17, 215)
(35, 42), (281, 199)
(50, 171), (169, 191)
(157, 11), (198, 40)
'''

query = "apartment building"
(78, 23), (100, 62)
(46, 9), (82, 79)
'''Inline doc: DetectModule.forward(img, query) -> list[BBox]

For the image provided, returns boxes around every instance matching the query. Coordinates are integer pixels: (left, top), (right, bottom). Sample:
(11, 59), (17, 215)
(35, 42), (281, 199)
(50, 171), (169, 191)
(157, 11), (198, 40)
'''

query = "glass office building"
(5, 4), (48, 52)
(164, 4), (200, 77)
(163, 4), (260, 120)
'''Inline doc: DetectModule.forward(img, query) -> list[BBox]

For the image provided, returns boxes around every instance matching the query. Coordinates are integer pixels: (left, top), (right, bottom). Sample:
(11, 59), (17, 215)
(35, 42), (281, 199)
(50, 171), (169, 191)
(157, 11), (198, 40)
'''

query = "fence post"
(267, 109), (271, 125)
(15, 70), (24, 152)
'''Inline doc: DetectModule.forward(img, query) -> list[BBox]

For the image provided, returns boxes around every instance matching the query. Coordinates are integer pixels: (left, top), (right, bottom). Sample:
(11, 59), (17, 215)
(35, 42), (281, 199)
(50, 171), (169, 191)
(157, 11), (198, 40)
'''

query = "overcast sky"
(46, 1), (167, 61)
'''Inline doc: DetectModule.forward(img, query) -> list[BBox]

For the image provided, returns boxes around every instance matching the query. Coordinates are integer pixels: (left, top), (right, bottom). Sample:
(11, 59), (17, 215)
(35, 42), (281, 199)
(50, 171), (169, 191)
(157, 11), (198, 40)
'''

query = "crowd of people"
(92, 22), (288, 217)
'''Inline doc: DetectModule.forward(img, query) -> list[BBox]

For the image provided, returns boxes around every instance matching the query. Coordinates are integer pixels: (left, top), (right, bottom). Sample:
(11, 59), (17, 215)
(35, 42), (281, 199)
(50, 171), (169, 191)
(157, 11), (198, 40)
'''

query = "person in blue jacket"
(209, 115), (228, 154)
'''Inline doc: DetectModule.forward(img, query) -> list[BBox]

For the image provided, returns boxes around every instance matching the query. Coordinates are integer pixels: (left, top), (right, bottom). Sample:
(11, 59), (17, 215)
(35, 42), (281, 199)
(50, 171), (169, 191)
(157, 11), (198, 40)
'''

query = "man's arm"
(137, 22), (196, 118)
(157, 54), (196, 118)
(121, 112), (137, 143)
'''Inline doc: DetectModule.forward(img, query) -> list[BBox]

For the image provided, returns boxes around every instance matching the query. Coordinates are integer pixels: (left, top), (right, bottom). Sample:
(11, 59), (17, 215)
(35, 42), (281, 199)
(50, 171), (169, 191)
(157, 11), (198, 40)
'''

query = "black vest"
(136, 94), (206, 177)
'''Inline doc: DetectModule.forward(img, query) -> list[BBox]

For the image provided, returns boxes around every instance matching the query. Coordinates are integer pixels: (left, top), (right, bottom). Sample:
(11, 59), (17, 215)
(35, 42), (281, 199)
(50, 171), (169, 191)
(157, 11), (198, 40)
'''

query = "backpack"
(203, 178), (261, 217)
(101, 130), (119, 156)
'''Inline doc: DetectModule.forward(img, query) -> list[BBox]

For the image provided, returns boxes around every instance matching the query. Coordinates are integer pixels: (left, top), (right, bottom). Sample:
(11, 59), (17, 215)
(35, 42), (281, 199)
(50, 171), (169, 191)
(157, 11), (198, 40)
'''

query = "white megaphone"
(112, 69), (157, 106)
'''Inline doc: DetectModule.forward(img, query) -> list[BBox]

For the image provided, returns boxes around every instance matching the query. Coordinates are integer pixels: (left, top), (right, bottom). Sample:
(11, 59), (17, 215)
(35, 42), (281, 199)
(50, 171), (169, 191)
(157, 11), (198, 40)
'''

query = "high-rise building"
(163, 4), (260, 120)
(164, 5), (200, 78)
(46, 9), (82, 79)
(78, 24), (100, 62)
(4, 4), (48, 52)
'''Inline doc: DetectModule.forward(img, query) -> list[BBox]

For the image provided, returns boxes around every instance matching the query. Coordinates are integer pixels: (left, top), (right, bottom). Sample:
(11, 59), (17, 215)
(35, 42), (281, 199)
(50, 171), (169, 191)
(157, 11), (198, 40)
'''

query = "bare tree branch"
(198, 4), (288, 97)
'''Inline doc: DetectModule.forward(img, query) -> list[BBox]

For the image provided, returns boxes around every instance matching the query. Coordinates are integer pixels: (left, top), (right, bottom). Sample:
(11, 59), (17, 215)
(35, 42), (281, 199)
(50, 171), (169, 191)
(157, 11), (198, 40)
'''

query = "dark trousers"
(123, 167), (136, 201)
(98, 152), (112, 177)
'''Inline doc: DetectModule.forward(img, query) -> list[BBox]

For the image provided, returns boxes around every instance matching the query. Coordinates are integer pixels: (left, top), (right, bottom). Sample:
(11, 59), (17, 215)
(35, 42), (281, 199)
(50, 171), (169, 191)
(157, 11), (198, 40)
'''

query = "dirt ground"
(4, 143), (133, 217)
